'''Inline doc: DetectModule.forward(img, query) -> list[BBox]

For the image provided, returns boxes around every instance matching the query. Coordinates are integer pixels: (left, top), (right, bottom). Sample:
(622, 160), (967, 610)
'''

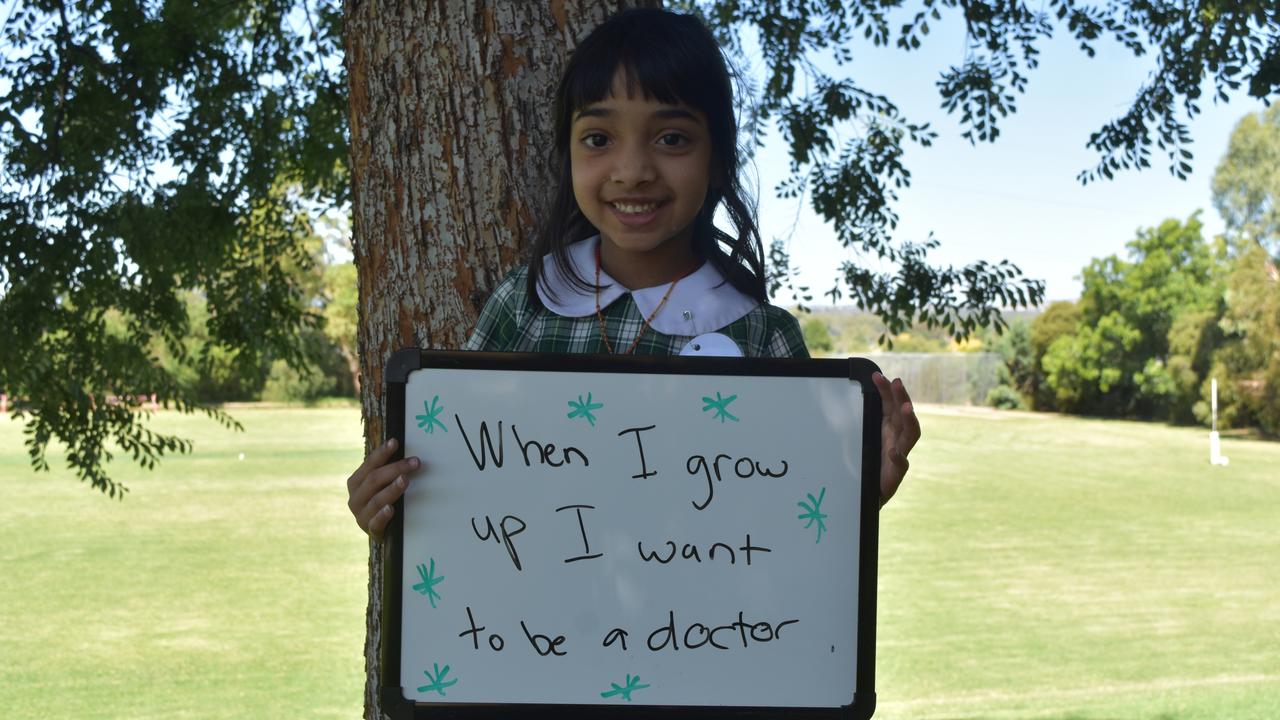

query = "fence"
(858, 352), (1002, 406)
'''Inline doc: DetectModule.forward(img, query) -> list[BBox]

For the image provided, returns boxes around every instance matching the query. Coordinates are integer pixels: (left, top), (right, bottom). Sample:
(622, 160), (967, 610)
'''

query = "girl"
(347, 8), (919, 540)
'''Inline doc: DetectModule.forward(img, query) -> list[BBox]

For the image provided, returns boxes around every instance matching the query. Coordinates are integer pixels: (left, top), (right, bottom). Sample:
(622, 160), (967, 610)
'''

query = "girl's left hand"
(872, 372), (920, 507)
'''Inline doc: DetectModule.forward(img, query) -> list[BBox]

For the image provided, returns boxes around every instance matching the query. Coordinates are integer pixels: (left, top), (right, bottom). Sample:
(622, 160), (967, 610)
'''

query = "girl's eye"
(582, 133), (609, 149)
(657, 133), (688, 147)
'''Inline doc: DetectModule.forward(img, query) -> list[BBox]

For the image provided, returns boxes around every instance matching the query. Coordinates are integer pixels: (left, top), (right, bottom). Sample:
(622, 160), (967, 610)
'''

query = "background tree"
(1213, 105), (1280, 259)
(1040, 216), (1223, 419)
(1, 0), (347, 494)
(1028, 300), (1082, 409)
(322, 260), (360, 395)
(801, 314), (835, 354)
(1204, 243), (1279, 432)
(1208, 105), (1280, 435)
(981, 318), (1033, 408)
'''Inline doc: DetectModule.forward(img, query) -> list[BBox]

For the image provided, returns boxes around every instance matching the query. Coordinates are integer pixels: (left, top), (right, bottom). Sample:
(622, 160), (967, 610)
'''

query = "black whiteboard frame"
(379, 349), (882, 719)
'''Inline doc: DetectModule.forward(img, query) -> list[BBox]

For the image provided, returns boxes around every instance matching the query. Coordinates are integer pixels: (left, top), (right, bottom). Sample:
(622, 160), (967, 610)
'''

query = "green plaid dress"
(463, 266), (809, 358)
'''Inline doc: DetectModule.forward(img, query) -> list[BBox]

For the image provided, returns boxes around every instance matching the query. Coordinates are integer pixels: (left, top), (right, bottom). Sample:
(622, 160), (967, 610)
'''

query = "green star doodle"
(416, 395), (448, 434)
(566, 392), (604, 427)
(412, 558), (444, 608)
(600, 673), (650, 702)
(417, 663), (458, 697)
(701, 391), (739, 423)
(798, 487), (829, 544)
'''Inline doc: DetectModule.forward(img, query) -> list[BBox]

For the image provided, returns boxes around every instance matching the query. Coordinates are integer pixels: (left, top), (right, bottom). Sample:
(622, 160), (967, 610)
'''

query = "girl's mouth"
(609, 200), (664, 226)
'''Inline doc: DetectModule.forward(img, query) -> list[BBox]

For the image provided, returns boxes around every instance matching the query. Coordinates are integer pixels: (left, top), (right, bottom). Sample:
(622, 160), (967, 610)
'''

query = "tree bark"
(343, 1), (655, 716)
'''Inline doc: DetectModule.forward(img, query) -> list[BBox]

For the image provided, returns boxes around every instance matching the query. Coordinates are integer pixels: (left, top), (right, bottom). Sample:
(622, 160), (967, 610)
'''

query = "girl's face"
(570, 72), (712, 283)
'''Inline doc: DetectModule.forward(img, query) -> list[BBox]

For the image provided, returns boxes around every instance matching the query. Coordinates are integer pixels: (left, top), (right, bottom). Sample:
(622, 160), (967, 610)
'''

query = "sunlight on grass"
(0, 407), (369, 719)
(877, 407), (1280, 720)
(2, 405), (1277, 718)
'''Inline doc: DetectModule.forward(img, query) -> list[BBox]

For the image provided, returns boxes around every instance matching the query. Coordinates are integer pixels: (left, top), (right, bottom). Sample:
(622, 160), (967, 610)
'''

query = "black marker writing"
(459, 606), (505, 651)
(520, 621), (568, 657)
(687, 452), (790, 510)
(617, 425), (657, 479)
(470, 514), (527, 571)
(647, 610), (799, 652)
(455, 415), (504, 470)
(636, 533), (771, 566)
(602, 627), (630, 651)
(512, 426), (589, 468)
(555, 504), (603, 563)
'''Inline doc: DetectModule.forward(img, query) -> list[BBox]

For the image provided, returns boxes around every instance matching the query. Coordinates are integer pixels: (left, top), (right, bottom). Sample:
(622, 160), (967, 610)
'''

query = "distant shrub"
(261, 360), (333, 405)
(986, 384), (1026, 410)
(801, 315), (834, 354)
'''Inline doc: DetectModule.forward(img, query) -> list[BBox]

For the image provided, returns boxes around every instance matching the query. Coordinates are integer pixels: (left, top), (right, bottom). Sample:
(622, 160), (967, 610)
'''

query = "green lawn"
(0, 407), (369, 719)
(2, 405), (1277, 719)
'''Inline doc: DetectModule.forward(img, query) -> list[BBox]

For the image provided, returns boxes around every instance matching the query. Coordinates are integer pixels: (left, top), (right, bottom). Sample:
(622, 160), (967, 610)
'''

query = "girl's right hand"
(347, 437), (420, 541)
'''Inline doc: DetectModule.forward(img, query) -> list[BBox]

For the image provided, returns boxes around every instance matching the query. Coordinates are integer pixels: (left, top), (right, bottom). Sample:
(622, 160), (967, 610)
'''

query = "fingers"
(362, 473), (409, 540)
(881, 451), (908, 507)
(347, 436), (421, 539)
(348, 437), (400, 494)
(892, 380), (921, 455)
(873, 372), (920, 447)
(872, 371), (896, 420)
(350, 452), (419, 512)
(873, 371), (919, 508)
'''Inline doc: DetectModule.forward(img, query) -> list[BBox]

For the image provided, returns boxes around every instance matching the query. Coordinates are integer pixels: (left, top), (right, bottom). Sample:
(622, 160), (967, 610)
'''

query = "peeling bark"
(343, 1), (656, 716)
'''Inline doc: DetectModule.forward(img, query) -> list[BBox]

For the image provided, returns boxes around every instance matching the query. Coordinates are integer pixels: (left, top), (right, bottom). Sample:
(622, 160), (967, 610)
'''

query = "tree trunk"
(343, 1), (655, 716)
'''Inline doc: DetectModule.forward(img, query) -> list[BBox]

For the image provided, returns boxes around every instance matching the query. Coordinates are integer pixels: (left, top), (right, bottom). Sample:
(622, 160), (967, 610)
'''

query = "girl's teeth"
(613, 202), (657, 214)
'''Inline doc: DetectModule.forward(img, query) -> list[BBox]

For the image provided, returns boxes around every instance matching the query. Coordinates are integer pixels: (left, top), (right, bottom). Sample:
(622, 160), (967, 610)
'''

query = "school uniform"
(463, 236), (809, 358)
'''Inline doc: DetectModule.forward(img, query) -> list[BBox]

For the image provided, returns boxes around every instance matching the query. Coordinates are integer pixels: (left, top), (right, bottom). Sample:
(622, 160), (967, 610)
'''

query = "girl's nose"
(609, 142), (656, 186)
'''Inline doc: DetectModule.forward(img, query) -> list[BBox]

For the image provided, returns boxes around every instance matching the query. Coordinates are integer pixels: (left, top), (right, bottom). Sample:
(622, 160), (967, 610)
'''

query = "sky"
(740, 11), (1271, 305)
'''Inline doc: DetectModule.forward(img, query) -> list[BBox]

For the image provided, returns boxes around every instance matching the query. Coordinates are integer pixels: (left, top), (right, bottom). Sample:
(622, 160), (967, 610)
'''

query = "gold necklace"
(594, 245), (696, 355)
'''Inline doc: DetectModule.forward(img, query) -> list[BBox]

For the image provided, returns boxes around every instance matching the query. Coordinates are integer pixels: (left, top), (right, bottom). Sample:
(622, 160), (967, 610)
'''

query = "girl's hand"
(872, 372), (920, 508)
(347, 437), (420, 540)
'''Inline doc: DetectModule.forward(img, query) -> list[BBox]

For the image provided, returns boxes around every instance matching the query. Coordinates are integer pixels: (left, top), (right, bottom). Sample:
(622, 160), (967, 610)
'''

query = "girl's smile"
(570, 72), (712, 289)
(607, 197), (666, 226)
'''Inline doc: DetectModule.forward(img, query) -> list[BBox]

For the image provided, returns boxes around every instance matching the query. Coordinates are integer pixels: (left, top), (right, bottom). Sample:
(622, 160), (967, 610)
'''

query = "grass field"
(2, 405), (1277, 719)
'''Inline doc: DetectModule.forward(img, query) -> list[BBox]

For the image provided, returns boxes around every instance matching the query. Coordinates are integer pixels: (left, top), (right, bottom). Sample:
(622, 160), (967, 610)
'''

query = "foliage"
(887, 331), (949, 353)
(1166, 308), (1222, 425)
(1208, 106), (1280, 435)
(321, 261), (360, 395)
(1207, 243), (1280, 434)
(986, 383), (1026, 409)
(1212, 104), (1280, 259)
(984, 106), (1280, 428)
(1028, 301), (1081, 409)
(981, 318), (1034, 405)
(261, 359), (333, 404)
(152, 291), (270, 403)
(1040, 216), (1223, 419)
(0, 0), (345, 494)
(689, 0), (1278, 335)
(800, 314), (834, 354)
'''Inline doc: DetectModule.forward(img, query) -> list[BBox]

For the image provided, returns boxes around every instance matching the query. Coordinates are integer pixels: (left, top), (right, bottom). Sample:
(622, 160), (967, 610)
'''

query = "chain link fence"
(858, 353), (1003, 406)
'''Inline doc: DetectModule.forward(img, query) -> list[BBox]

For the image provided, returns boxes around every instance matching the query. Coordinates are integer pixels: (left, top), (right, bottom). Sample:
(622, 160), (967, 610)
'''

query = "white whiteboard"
(392, 355), (872, 710)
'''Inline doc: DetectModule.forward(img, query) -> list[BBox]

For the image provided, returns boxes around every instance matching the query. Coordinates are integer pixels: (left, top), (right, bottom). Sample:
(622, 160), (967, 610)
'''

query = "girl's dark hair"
(527, 7), (767, 306)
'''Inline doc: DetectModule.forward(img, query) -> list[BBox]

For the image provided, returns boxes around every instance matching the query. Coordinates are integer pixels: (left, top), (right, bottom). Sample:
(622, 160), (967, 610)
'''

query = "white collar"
(535, 236), (759, 336)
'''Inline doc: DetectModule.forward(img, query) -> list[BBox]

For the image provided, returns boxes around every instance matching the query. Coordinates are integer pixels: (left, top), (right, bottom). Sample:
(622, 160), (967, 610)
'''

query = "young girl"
(347, 8), (919, 540)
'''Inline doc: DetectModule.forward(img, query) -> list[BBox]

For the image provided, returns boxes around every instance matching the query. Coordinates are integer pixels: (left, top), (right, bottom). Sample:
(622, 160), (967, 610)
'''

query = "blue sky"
(741, 11), (1271, 304)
